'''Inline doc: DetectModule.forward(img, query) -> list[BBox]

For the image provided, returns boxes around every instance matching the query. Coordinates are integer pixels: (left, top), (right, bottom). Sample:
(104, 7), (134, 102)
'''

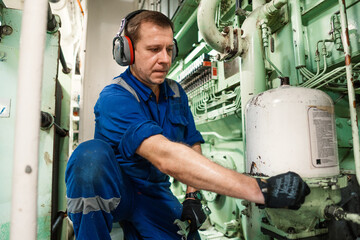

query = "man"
(65, 10), (310, 240)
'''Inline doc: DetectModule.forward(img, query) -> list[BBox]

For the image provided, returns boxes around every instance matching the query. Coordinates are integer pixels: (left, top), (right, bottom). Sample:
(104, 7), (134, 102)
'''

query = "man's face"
(130, 21), (174, 90)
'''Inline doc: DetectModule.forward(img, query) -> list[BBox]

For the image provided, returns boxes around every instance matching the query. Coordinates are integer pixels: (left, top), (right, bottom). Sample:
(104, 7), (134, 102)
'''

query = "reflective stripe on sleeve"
(67, 196), (121, 215)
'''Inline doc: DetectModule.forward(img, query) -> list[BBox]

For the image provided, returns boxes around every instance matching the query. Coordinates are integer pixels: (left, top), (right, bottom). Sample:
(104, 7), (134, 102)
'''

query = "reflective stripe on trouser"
(67, 196), (121, 214)
(65, 139), (201, 240)
(65, 139), (133, 240)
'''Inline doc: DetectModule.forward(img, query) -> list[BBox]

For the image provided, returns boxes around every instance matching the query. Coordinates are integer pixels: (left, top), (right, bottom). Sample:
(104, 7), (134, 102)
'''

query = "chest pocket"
(167, 98), (188, 142)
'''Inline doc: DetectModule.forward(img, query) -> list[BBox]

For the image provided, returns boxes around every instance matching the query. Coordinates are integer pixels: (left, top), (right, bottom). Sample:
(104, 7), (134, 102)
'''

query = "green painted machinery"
(0, 4), (71, 240)
(169, 0), (360, 239)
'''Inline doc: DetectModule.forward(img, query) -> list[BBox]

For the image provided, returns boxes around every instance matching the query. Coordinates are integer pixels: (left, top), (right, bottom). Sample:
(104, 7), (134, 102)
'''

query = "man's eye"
(167, 48), (173, 53)
(150, 48), (159, 52)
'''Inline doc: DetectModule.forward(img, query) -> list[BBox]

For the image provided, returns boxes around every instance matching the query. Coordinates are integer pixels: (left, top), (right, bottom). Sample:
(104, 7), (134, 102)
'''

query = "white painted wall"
(80, 0), (135, 141)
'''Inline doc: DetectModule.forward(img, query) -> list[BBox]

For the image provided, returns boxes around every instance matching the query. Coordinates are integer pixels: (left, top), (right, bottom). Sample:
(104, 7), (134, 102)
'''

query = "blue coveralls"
(65, 67), (204, 240)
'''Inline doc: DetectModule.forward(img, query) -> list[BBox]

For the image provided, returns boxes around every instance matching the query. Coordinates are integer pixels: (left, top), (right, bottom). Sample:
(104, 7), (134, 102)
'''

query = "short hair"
(124, 10), (174, 47)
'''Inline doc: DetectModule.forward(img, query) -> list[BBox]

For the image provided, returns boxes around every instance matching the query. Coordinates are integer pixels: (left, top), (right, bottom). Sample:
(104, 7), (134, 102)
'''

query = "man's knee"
(65, 139), (116, 192)
(71, 138), (113, 160)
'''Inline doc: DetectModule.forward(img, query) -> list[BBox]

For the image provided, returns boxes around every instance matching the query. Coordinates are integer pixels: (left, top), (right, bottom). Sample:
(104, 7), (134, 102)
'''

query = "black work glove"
(181, 199), (207, 233)
(256, 171), (311, 210)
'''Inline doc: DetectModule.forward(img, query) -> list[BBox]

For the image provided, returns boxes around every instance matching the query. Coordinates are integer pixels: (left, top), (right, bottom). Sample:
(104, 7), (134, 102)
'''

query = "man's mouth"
(153, 70), (168, 74)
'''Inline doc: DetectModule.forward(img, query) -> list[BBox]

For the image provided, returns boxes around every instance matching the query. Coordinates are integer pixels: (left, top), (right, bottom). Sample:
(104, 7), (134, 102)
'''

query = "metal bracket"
(216, 26), (247, 61)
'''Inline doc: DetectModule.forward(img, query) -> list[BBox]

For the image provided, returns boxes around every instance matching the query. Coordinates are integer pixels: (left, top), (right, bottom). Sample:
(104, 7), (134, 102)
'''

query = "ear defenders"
(112, 10), (178, 66)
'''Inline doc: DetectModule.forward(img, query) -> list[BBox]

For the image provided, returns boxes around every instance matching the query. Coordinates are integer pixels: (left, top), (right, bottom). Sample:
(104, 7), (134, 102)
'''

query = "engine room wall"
(80, 0), (135, 142)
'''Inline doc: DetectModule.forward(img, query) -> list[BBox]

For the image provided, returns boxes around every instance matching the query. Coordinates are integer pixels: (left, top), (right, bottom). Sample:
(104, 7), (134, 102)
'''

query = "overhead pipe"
(289, 0), (305, 68)
(198, 0), (248, 61)
(175, 9), (197, 42)
(10, 0), (48, 239)
(238, 0), (287, 103)
(197, 0), (229, 53)
(338, 0), (360, 184)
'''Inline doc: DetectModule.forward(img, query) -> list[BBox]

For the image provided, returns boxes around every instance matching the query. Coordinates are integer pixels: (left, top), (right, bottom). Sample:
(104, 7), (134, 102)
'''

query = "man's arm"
(185, 143), (202, 196)
(136, 134), (265, 204)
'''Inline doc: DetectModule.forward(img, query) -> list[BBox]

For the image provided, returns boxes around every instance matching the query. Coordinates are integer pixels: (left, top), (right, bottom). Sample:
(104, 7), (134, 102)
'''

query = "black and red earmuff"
(112, 10), (178, 66)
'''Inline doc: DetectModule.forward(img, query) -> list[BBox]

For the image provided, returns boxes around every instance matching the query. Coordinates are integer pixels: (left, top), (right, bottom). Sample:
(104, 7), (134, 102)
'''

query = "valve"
(325, 205), (360, 225)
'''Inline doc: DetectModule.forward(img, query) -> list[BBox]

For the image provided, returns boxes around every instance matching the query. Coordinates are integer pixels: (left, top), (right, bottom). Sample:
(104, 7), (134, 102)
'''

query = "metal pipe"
(41, 111), (69, 137)
(150, 0), (155, 11)
(289, 0), (305, 68)
(60, 47), (71, 74)
(332, 14), (343, 50)
(201, 132), (242, 141)
(156, 0), (161, 12)
(10, 0), (48, 239)
(139, 0), (145, 9)
(264, 49), (284, 77)
(51, 211), (66, 233)
(175, 9), (197, 41)
(47, 3), (71, 74)
(325, 205), (360, 225)
(253, 0), (266, 10)
(260, 20), (284, 77)
(197, 0), (229, 53)
(262, 0), (288, 18)
(47, 3), (57, 32)
(338, 0), (360, 184)
(304, 54), (328, 87)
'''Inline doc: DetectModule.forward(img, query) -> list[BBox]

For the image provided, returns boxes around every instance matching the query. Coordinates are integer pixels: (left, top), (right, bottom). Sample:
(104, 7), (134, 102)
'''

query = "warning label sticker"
(308, 106), (338, 168)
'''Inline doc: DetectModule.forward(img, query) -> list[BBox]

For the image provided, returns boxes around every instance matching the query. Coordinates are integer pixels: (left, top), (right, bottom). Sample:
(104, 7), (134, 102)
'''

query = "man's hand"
(181, 199), (206, 232)
(256, 171), (310, 210)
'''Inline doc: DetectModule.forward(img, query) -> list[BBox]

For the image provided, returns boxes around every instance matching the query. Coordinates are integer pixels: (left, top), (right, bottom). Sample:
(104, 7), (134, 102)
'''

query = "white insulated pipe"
(253, 0), (266, 10)
(338, 0), (360, 184)
(197, 0), (229, 53)
(240, 9), (267, 152)
(240, 12), (267, 107)
(10, 0), (48, 239)
(240, 0), (287, 109)
(239, 0), (289, 114)
(289, 0), (305, 68)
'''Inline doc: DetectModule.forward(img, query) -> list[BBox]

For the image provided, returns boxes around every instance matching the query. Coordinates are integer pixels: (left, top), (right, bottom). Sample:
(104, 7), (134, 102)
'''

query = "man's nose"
(158, 48), (171, 64)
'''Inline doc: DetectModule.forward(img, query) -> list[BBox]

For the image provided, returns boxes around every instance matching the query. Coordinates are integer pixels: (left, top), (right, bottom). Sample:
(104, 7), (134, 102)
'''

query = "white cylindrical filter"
(245, 85), (339, 178)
